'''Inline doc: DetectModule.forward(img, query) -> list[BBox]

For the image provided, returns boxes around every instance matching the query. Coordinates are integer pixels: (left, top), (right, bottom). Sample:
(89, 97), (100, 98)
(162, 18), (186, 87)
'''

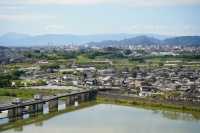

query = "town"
(0, 44), (200, 106)
(1, 0), (200, 132)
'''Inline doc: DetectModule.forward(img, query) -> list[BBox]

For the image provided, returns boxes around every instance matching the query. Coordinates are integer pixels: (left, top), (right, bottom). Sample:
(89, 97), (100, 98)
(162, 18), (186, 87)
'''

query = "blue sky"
(0, 0), (200, 36)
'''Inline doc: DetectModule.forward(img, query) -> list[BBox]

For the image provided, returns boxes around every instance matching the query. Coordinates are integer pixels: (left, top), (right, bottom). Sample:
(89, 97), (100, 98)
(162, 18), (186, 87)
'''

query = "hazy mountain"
(1, 32), (31, 39)
(163, 36), (200, 46)
(88, 36), (200, 47)
(121, 36), (161, 45)
(87, 36), (162, 47)
(0, 33), (169, 47)
(0, 33), (199, 47)
(0, 33), (134, 47)
(0, 46), (9, 49)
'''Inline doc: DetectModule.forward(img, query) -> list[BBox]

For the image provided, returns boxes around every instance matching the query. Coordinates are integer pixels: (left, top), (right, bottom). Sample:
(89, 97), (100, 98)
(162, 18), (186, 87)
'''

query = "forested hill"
(87, 36), (200, 47)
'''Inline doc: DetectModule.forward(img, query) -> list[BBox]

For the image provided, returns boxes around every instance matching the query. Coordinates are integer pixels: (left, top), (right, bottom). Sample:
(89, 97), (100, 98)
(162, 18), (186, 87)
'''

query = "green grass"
(0, 96), (14, 104)
(76, 55), (92, 64)
(96, 97), (200, 114)
(0, 88), (67, 101)
(96, 97), (200, 121)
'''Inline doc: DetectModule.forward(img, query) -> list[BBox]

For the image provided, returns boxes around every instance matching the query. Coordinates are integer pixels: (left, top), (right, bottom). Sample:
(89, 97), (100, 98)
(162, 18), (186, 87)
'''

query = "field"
(0, 88), (67, 104)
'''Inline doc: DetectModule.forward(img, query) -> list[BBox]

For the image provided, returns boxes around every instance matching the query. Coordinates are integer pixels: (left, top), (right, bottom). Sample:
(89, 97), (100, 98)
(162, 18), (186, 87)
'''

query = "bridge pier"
(74, 95), (79, 107)
(1, 90), (98, 118)
(48, 99), (58, 112)
(80, 93), (89, 102)
(85, 93), (90, 101)
(77, 95), (82, 102)
(89, 90), (97, 100)
(81, 93), (85, 102)
(8, 107), (23, 118)
(65, 92), (96, 107)
(69, 96), (75, 105)
(29, 103), (43, 114)
(65, 97), (70, 106)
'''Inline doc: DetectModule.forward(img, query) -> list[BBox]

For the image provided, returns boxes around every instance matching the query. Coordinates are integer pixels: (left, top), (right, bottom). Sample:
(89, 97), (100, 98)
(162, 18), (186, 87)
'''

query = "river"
(1, 104), (200, 133)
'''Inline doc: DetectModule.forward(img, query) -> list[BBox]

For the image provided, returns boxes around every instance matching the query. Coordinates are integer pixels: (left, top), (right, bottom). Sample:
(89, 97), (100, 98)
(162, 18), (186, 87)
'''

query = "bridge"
(0, 89), (97, 118)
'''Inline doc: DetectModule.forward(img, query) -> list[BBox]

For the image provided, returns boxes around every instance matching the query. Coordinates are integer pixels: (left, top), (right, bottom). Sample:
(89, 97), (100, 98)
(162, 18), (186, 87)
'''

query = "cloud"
(116, 0), (200, 7)
(27, 0), (109, 5)
(1, 0), (200, 7)
(122, 24), (200, 36)
(45, 25), (64, 31)
(0, 14), (54, 21)
(0, 0), (111, 6)
(0, 14), (30, 21)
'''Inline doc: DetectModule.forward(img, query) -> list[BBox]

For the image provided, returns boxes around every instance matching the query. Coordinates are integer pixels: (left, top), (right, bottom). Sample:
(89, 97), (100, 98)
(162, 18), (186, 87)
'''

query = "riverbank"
(97, 94), (200, 114)
(0, 101), (97, 132)
(1, 93), (200, 132)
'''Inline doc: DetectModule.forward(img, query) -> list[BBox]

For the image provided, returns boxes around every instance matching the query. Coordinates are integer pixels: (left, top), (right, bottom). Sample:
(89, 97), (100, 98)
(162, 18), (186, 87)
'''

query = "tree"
(40, 64), (60, 71)
(0, 70), (24, 87)
(124, 49), (132, 55)
(158, 62), (164, 67)
(11, 70), (25, 80)
(0, 73), (12, 87)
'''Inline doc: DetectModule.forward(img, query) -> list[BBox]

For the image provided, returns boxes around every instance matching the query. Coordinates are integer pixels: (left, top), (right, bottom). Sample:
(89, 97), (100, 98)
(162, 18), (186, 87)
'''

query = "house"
(98, 69), (116, 76)
(11, 81), (16, 87)
(76, 67), (96, 78)
(85, 78), (97, 86)
(34, 94), (43, 100)
(139, 86), (155, 97)
(37, 60), (49, 64)
(99, 76), (113, 86)
(121, 79), (129, 87)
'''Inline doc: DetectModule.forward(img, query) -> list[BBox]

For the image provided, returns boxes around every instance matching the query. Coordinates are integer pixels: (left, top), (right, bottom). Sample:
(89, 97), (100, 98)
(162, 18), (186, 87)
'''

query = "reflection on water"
(58, 100), (66, 111)
(161, 111), (200, 122)
(1, 104), (200, 133)
(43, 102), (49, 114)
(0, 99), (67, 125)
(152, 110), (200, 122)
(14, 126), (23, 132)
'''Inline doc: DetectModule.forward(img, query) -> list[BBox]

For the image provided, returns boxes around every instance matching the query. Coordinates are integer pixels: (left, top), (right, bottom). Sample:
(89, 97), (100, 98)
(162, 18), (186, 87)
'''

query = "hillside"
(88, 36), (200, 47)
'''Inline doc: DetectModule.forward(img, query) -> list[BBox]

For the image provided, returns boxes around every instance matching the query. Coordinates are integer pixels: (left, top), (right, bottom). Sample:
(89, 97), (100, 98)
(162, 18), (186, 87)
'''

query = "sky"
(0, 0), (200, 36)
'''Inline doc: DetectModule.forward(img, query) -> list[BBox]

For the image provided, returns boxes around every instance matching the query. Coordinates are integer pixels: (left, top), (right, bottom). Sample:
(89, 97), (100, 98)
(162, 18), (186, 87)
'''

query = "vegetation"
(1, 97), (200, 132)
(0, 88), (67, 100)
(0, 70), (24, 87)
(96, 97), (200, 113)
(40, 64), (60, 71)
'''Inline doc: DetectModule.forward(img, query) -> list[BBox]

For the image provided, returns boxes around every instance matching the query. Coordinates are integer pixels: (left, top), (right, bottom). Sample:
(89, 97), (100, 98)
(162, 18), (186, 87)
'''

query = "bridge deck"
(0, 89), (94, 112)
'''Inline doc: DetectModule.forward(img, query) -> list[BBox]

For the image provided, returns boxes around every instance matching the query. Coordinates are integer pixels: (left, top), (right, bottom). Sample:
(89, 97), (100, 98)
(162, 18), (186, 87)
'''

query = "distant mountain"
(163, 36), (200, 46)
(88, 36), (200, 47)
(0, 33), (169, 47)
(121, 36), (161, 45)
(88, 36), (161, 47)
(0, 33), (134, 47)
(1, 32), (31, 39)
(0, 33), (199, 47)
(0, 45), (9, 49)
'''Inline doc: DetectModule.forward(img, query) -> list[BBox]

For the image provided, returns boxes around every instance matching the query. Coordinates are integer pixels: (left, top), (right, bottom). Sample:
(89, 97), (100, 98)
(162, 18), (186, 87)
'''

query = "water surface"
(2, 104), (200, 133)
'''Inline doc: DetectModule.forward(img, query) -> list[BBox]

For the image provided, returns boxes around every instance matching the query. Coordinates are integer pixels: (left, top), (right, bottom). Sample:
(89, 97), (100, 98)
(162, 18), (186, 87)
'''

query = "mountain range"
(0, 33), (200, 47)
(88, 36), (200, 47)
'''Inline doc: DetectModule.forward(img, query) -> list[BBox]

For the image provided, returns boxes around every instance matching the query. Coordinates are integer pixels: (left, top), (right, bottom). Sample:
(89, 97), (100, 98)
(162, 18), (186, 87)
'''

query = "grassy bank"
(0, 88), (67, 102)
(0, 101), (97, 132)
(1, 96), (200, 131)
(96, 96), (200, 114)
